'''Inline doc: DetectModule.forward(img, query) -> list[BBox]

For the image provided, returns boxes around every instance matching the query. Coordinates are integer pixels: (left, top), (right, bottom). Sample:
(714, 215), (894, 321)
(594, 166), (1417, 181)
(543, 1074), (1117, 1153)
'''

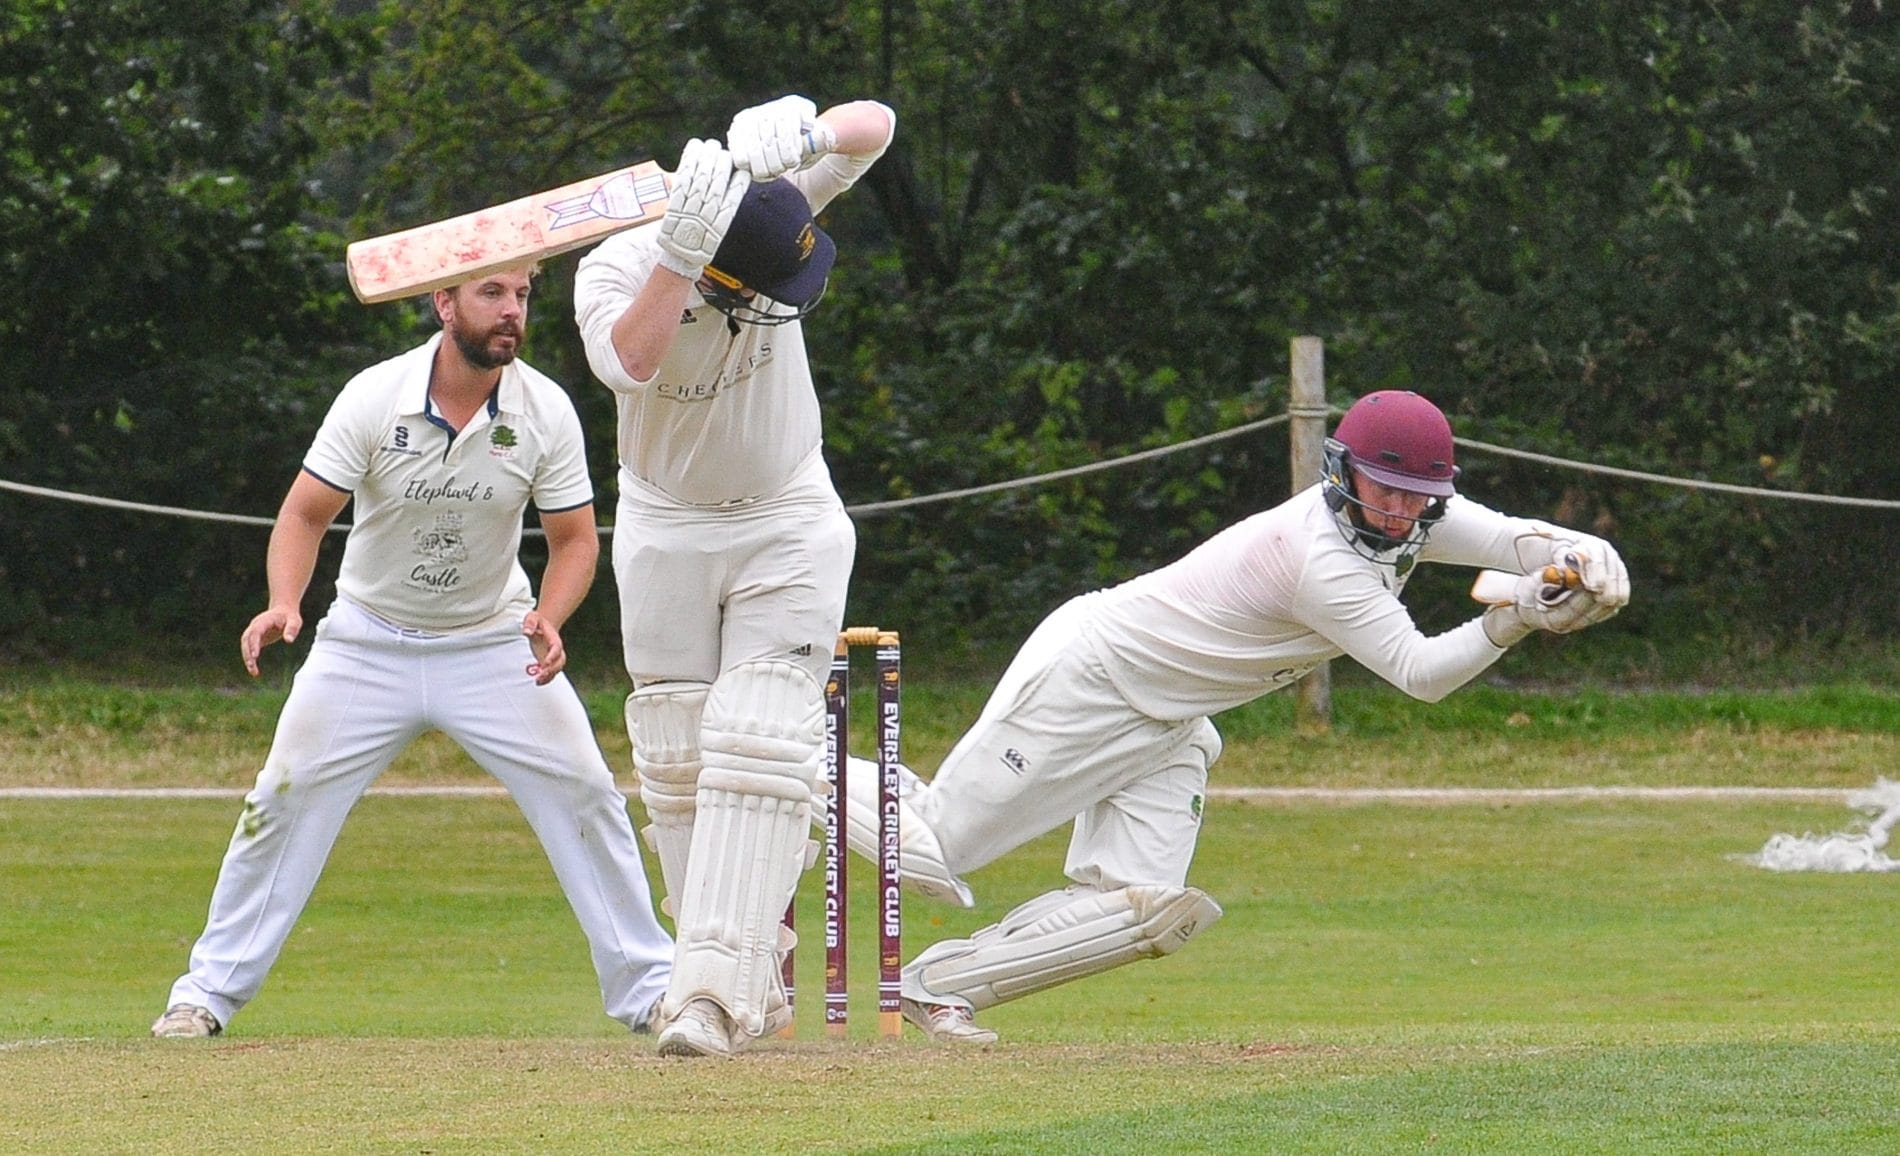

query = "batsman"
(572, 94), (895, 1057)
(830, 390), (1632, 1043)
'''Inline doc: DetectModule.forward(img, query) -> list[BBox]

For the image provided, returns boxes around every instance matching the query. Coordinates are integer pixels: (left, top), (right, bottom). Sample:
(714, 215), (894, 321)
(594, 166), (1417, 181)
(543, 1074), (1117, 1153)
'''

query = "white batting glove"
(1482, 569), (1605, 647)
(655, 139), (751, 280)
(727, 95), (834, 178)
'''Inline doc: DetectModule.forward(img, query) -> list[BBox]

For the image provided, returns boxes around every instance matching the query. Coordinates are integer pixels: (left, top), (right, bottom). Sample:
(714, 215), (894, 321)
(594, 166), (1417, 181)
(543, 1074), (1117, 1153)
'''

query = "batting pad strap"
(662, 661), (824, 1038)
(902, 885), (1222, 1012)
(833, 755), (973, 908)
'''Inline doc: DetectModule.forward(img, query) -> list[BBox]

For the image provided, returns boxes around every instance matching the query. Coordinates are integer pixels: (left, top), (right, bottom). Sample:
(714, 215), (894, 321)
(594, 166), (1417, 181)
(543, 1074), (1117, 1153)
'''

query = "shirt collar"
(398, 331), (522, 419)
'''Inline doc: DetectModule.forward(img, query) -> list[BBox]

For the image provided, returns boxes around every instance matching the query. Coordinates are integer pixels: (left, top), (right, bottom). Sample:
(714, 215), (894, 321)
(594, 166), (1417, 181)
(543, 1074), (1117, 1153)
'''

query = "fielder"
(152, 266), (673, 1039)
(572, 95), (896, 1057)
(829, 390), (1632, 1043)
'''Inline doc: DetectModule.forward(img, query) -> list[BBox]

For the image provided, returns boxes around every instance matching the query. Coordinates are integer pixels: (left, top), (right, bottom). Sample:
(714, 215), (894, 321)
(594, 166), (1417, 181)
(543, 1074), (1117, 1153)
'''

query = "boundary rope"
(3, 408), (1895, 531)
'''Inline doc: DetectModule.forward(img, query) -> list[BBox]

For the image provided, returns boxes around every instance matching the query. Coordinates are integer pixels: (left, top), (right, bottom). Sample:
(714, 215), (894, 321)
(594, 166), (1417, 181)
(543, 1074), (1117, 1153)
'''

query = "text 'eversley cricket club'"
(882, 700), (901, 939)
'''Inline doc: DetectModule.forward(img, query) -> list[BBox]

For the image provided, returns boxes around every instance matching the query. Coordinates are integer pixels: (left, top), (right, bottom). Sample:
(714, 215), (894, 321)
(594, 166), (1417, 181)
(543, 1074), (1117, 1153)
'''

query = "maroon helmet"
(1331, 390), (1458, 496)
(1321, 390), (1459, 563)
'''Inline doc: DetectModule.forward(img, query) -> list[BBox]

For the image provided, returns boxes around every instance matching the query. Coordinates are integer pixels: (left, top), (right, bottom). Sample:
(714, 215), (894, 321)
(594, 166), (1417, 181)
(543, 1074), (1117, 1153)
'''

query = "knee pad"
(902, 884), (1222, 1012)
(662, 661), (825, 1038)
(626, 682), (708, 915)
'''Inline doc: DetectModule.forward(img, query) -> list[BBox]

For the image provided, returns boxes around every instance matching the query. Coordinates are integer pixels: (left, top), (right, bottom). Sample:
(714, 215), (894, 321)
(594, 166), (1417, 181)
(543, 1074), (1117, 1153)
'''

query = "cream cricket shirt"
(573, 114), (893, 507)
(1085, 486), (1561, 721)
(301, 333), (594, 632)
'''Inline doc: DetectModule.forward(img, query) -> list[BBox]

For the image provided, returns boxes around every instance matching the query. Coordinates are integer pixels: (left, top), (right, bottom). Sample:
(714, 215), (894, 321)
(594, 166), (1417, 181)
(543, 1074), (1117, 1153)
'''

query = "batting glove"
(727, 95), (833, 179)
(656, 139), (750, 280)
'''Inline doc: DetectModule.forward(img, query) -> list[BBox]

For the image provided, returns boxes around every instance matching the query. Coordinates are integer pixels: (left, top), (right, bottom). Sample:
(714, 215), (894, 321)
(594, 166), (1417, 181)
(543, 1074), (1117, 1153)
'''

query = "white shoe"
(630, 997), (667, 1036)
(760, 1002), (793, 1038)
(901, 998), (998, 1045)
(656, 998), (737, 1058)
(151, 1003), (221, 1039)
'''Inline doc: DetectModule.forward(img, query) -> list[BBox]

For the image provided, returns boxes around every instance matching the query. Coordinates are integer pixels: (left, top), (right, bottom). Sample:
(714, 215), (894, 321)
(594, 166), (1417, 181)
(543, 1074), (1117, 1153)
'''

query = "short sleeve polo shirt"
(303, 333), (594, 631)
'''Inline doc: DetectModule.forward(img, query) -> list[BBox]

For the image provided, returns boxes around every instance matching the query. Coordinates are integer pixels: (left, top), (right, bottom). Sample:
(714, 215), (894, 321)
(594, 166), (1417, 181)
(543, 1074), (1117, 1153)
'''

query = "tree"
(0, 0), (396, 653)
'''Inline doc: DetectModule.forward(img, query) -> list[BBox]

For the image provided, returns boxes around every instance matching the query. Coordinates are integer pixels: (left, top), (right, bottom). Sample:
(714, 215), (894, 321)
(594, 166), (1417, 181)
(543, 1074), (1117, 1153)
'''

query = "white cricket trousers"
(612, 450), (855, 687)
(906, 594), (1222, 891)
(165, 598), (673, 1030)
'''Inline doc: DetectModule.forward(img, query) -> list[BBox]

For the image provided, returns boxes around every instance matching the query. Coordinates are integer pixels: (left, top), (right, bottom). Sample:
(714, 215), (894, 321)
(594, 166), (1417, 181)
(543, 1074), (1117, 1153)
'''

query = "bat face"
(345, 161), (672, 304)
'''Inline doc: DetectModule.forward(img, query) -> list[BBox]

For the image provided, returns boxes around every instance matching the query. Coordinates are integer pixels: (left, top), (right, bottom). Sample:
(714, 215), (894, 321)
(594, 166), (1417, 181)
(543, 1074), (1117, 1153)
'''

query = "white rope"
(845, 413), (1291, 515)
(0, 477), (282, 528)
(3, 406), (1894, 531)
(0, 477), (344, 533)
(1455, 437), (1900, 509)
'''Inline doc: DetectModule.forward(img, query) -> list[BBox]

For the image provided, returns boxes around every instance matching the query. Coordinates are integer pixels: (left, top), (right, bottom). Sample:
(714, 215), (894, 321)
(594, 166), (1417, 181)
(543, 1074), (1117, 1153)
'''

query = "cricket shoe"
(151, 1003), (221, 1039)
(630, 995), (667, 1036)
(656, 998), (738, 1058)
(901, 998), (998, 1045)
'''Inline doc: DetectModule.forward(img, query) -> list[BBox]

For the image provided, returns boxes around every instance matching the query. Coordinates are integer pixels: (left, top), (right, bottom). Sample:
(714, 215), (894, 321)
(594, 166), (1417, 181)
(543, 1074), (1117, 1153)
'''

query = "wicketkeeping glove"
(1514, 530), (1630, 623)
(655, 138), (751, 280)
(1481, 567), (1607, 647)
(727, 95), (834, 179)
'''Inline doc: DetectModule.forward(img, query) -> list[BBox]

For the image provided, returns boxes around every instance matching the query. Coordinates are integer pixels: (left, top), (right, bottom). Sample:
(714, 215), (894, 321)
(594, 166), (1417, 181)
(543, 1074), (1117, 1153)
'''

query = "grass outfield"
(2, 675), (1898, 1151)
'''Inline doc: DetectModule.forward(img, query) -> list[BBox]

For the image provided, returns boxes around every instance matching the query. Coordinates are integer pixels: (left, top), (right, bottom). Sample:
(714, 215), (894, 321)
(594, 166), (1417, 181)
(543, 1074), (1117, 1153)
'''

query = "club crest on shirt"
(489, 424), (518, 458)
(408, 512), (468, 593)
(412, 513), (469, 564)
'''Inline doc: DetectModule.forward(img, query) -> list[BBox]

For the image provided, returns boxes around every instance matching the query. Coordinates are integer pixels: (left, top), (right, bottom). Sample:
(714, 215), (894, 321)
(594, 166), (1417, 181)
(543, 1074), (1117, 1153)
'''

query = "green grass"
(2, 673), (1898, 1151)
(5, 796), (1900, 1152)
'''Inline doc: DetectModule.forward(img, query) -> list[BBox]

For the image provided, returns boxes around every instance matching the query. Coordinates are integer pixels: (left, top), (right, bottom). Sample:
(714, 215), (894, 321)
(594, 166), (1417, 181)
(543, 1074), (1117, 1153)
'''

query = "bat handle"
(1539, 564), (1582, 589)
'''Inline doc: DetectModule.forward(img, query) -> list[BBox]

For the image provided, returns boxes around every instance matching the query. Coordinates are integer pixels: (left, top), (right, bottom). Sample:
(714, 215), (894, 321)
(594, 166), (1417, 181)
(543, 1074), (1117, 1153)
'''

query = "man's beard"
(451, 324), (519, 370)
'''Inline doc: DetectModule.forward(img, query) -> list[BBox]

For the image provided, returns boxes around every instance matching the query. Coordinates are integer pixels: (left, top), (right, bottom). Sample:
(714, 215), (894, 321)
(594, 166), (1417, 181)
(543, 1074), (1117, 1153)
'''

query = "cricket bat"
(1470, 564), (1582, 606)
(345, 160), (671, 303)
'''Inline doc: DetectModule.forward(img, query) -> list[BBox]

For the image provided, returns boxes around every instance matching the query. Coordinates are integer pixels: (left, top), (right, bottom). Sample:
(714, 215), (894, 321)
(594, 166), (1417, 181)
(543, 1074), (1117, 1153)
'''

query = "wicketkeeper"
(829, 390), (1632, 1043)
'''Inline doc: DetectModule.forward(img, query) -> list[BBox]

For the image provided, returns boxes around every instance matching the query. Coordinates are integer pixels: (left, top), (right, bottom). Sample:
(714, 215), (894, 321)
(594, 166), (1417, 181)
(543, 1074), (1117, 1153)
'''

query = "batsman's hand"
(727, 95), (834, 179)
(656, 139), (750, 280)
(240, 605), (303, 678)
(521, 611), (566, 686)
(1515, 530), (1630, 624)
(1481, 568), (1608, 647)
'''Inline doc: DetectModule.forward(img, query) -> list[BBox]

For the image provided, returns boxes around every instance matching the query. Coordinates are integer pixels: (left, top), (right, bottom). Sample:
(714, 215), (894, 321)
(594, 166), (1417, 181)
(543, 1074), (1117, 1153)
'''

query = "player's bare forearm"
(533, 506), (601, 632)
(265, 472), (348, 612)
(242, 471), (348, 675)
(610, 269), (696, 383)
(819, 100), (896, 155)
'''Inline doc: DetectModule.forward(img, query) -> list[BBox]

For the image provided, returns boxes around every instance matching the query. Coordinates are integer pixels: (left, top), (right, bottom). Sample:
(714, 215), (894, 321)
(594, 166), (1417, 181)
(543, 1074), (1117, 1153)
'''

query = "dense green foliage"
(3, 1), (1896, 662)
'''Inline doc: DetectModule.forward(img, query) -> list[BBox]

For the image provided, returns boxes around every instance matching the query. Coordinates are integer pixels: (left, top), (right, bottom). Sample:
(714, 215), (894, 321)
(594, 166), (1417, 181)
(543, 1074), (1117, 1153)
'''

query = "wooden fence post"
(1289, 336), (1332, 735)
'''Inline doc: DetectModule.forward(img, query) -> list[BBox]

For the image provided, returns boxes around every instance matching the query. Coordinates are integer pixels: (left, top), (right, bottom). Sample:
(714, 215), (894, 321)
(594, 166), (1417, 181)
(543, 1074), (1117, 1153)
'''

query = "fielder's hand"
(655, 139), (750, 280)
(240, 605), (303, 677)
(727, 95), (834, 179)
(521, 611), (566, 686)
